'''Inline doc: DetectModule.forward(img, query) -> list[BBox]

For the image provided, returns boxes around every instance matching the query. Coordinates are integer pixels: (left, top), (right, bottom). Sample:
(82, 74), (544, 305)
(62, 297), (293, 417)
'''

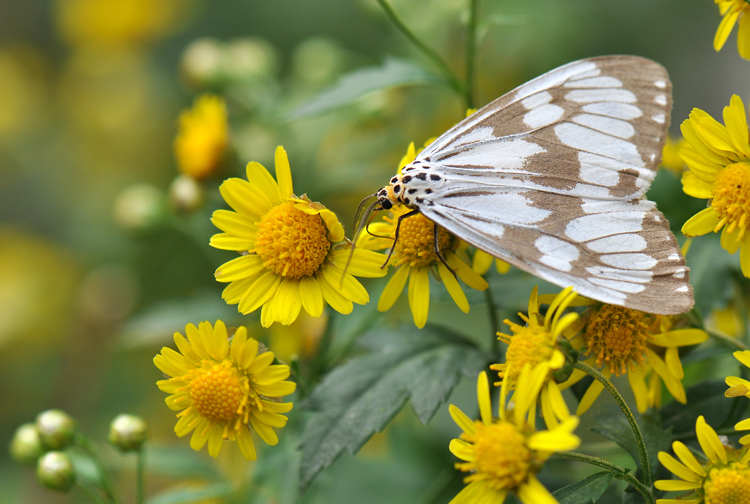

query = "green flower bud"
(108, 414), (148, 452)
(9, 423), (45, 466)
(113, 184), (167, 232)
(36, 410), (76, 451)
(169, 175), (204, 213)
(552, 338), (579, 384)
(37, 451), (75, 492)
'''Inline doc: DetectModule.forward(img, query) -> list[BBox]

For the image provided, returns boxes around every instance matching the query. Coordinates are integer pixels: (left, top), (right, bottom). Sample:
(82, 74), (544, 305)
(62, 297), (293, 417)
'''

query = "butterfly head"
(376, 173), (412, 210)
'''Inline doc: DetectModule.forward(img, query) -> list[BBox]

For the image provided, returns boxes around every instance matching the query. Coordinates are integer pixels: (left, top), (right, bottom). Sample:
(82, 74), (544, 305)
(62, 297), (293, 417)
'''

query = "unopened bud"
(169, 175), (204, 213)
(9, 423), (44, 466)
(180, 38), (224, 89)
(108, 414), (148, 452)
(113, 184), (167, 231)
(36, 410), (76, 451)
(37, 451), (75, 492)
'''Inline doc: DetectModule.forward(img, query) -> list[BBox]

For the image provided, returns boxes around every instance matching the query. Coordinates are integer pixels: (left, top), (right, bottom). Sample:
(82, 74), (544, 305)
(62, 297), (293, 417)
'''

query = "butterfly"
(366, 55), (694, 315)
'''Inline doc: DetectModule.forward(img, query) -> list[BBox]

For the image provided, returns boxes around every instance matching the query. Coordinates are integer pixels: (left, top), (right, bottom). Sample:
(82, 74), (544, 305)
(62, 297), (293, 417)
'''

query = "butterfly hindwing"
(398, 55), (693, 314)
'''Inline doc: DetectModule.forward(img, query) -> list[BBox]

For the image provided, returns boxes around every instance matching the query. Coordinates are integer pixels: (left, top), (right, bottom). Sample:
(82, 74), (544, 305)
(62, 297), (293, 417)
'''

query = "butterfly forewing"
(397, 55), (693, 314)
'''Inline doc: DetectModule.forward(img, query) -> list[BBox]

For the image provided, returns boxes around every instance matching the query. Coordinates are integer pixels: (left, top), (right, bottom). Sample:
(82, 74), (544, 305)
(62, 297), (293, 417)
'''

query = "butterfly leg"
(381, 209), (421, 268)
(433, 223), (455, 277)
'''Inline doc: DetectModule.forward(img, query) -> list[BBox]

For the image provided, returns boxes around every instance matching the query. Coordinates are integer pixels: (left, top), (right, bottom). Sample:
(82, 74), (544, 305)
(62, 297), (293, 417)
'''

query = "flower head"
(359, 143), (488, 328)
(562, 304), (708, 414)
(656, 415), (750, 503)
(714, 1), (750, 60)
(154, 320), (295, 460)
(662, 135), (688, 176)
(491, 287), (580, 427)
(725, 350), (750, 444)
(174, 94), (229, 180)
(211, 146), (387, 327)
(680, 95), (750, 277)
(448, 369), (580, 504)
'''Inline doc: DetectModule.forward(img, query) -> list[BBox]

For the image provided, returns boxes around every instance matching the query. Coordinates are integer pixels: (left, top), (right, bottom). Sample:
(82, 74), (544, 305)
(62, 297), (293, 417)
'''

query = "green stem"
(574, 362), (653, 491)
(484, 287), (500, 355)
(416, 467), (461, 504)
(707, 329), (747, 351)
(136, 448), (145, 504)
(76, 434), (119, 504)
(554, 452), (654, 504)
(374, 0), (464, 94)
(76, 480), (110, 504)
(465, 0), (480, 109)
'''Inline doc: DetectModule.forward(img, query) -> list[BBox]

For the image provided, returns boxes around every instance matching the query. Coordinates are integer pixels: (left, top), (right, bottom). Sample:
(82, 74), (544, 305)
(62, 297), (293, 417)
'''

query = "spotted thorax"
(372, 56), (693, 315)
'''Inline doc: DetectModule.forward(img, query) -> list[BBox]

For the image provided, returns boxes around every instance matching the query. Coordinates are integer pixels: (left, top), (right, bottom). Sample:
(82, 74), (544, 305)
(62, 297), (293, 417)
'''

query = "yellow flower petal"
(654, 479), (702, 492)
(269, 279), (302, 327)
(672, 441), (707, 477)
(472, 249), (493, 275)
(238, 271), (282, 315)
(449, 438), (475, 461)
(254, 380), (296, 397)
(322, 265), (369, 305)
(627, 366), (649, 414)
(647, 348), (686, 404)
(517, 476), (557, 504)
(741, 238), (750, 277)
(274, 146), (294, 199)
(576, 372), (606, 415)
(190, 417), (210, 451)
(721, 224), (742, 254)
(222, 277), (256, 305)
(174, 333), (200, 365)
(215, 254), (265, 282)
(438, 261), (469, 313)
(682, 207), (721, 237)
(318, 272), (354, 314)
(245, 161), (282, 207)
(681, 171), (714, 199)
(449, 404), (476, 435)
(735, 350), (750, 368)
(739, 10), (750, 59)
(254, 364), (291, 385)
(408, 266), (430, 329)
(696, 415), (728, 464)
(229, 326), (248, 362)
(299, 275), (325, 317)
(650, 329), (709, 347)
(209, 233), (256, 251)
(249, 412), (279, 446)
(247, 351), (274, 374)
(477, 371), (492, 425)
(665, 347), (684, 381)
(219, 178), (270, 219)
(658, 451), (701, 482)
(378, 264), (410, 311)
(320, 209), (345, 242)
(236, 426), (257, 461)
(527, 429), (581, 452)
(447, 253), (489, 291)
(239, 338), (259, 369)
(331, 248), (388, 278)
(211, 209), (258, 238)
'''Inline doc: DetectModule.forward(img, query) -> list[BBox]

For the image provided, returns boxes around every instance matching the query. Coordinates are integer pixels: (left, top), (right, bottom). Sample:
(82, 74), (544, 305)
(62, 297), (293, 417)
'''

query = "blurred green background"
(1, 0), (748, 503)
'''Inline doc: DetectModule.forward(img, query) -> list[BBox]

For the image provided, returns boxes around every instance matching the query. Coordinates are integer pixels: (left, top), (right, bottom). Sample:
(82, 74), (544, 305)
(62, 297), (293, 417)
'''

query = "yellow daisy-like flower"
(714, 0), (750, 60)
(472, 249), (511, 275)
(656, 415), (750, 503)
(154, 320), (295, 461)
(174, 94), (229, 180)
(680, 95), (750, 277)
(211, 146), (387, 327)
(561, 304), (708, 415)
(448, 369), (580, 504)
(491, 286), (581, 428)
(359, 202), (488, 328)
(661, 135), (687, 176)
(725, 350), (750, 444)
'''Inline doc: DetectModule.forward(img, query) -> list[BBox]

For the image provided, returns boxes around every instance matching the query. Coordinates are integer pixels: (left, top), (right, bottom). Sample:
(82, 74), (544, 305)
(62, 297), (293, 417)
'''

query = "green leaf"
(288, 57), (443, 119)
(661, 379), (741, 436)
(141, 446), (222, 480)
(146, 482), (233, 504)
(552, 471), (614, 504)
(684, 234), (737, 316)
(591, 405), (672, 473)
(298, 325), (487, 491)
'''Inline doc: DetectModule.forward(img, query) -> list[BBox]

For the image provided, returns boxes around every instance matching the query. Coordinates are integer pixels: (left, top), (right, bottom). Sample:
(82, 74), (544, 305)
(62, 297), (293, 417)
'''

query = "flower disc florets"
(704, 463), (750, 503)
(254, 201), (331, 279)
(391, 213), (458, 268)
(583, 304), (651, 376)
(501, 322), (557, 383)
(711, 162), (750, 239)
(459, 421), (532, 491)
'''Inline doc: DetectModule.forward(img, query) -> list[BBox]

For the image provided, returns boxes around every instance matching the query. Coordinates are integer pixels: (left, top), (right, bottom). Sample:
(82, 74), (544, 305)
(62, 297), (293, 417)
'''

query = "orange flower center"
(187, 360), (248, 422)
(711, 162), (750, 239)
(392, 213), (457, 267)
(255, 202), (331, 279)
(704, 463), (750, 504)
(501, 323), (556, 383)
(458, 421), (531, 490)
(583, 304), (651, 376)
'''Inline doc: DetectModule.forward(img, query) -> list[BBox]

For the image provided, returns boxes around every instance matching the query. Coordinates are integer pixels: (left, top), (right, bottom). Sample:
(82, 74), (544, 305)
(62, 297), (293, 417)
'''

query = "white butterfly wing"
(405, 56), (693, 314)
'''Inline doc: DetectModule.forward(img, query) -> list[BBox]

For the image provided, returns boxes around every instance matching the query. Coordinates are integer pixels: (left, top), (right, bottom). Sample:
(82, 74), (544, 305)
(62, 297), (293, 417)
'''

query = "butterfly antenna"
(340, 196), (380, 287)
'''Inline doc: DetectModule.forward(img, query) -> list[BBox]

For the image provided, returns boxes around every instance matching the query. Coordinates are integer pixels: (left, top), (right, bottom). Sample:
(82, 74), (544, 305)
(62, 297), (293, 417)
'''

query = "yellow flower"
(448, 369), (580, 504)
(714, 0), (750, 60)
(656, 415), (750, 503)
(472, 249), (511, 275)
(562, 304), (708, 415)
(661, 135), (687, 176)
(491, 287), (580, 428)
(211, 146), (387, 327)
(154, 320), (295, 461)
(174, 94), (229, 180)
(725, 350), (750, 444)
(680, 95), (750, 277)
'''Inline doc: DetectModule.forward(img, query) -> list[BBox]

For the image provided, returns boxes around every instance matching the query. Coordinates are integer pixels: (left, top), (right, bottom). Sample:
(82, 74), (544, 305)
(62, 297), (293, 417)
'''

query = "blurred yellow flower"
(491, 287), (580, 428)
(448, 370), (580, 504)
(268, 311), (327, 362)
(656, 415), (750, 503)
(211, 146), (387, 327)
(56, 0), (183, 49)
(680, 95), (750, 277)
(661, 135), (687, 176)
(154, 321), (295, 460)
(707, 304), (743, 338)
(714, 0), (750, 60)
(174, 94), (229, 180)
(562, 304), (708, 414)
(472, 249), (511, 275)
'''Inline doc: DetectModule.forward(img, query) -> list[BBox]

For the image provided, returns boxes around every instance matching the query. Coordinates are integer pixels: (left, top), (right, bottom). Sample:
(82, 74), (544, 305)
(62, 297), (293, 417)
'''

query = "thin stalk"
(673, 426), (740, 441)
(555, 452), (654, 504)
(574, 362), (653, 491)
(465, 0), (480, 109)
(136, 448), (145, 504)
(76, 434), (119, 504)
(416, 467), (461, 504)
(374, 0), (464, 94)
(76, 480), (110, 504)
(707, 329), (747, 351)
(484, 287), (500, 355)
